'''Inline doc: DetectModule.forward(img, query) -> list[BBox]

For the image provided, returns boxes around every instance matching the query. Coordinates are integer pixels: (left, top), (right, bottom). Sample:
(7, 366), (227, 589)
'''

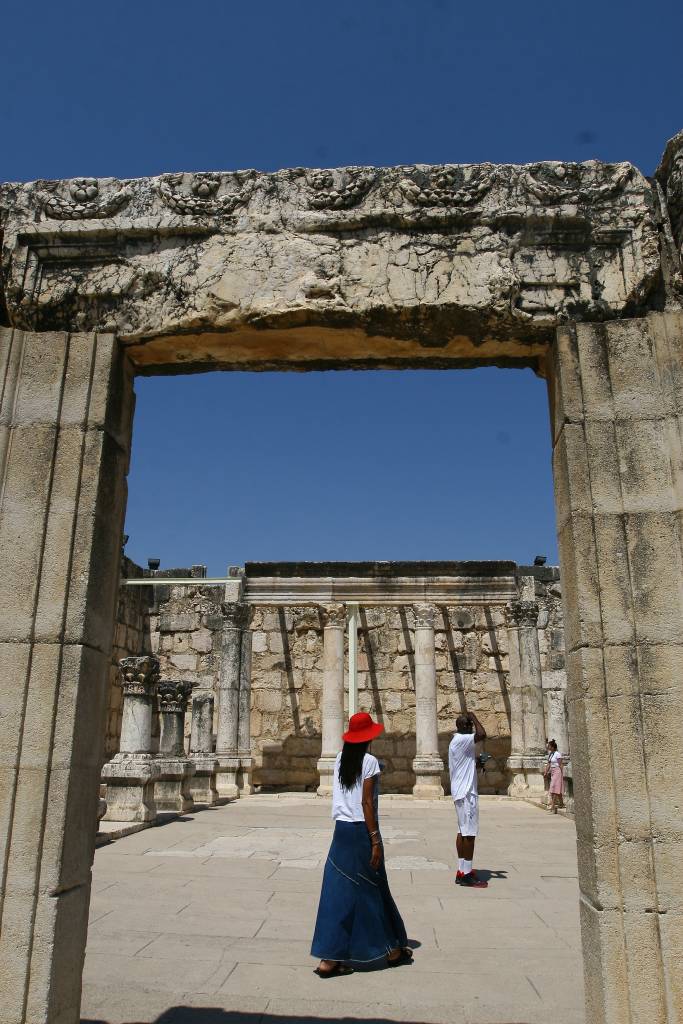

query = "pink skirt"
(549, 765), (563, 795)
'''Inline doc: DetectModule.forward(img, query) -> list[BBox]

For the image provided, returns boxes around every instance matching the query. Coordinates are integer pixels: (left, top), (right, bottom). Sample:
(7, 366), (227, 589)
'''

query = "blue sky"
(2, 1), (682, 574)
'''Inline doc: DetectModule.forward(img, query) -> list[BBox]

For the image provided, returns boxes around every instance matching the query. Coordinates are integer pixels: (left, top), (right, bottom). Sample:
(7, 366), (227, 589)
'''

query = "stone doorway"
(1, 136), (682, 1023)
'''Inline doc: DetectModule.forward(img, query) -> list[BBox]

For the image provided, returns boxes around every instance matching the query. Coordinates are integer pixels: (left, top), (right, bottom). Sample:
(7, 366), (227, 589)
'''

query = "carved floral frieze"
(156, 172), (254, 215)
(307, 168), (376, 210)
(38, 178), (133, 219)
(399, 165), (495, 208)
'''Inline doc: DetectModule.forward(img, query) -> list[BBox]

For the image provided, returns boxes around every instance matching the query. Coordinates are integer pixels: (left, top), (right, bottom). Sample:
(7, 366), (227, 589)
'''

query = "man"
(448, 711), (488, 888)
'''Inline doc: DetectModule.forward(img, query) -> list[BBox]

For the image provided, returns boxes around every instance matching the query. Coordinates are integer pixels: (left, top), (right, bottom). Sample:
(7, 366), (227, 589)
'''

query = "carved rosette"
(38, 178), (133, 219)
(321, 603), (346, 629)
(157, 172), (253, 216)
(505, 600), (539, 629)
(221, 601), (250, 629)
(413, 603), (436, 629)
(519, 161), (633, 205)
(119, 655), (160, 697)
(399, 165), (494, 208)
(307, 168), (375, 210)
(158, 680), (193, 714)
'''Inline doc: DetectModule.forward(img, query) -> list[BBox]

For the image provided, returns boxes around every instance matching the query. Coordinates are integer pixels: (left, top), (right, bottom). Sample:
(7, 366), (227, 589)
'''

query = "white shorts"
(454, 792), (479, 837)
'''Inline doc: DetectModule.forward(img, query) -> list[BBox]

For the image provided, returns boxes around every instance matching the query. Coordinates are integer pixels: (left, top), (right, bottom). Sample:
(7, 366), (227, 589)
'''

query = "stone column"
(154, 680), (195, 813)
(0, 328), (133, 1024)
(505, 599), (547, 796)
(237, 619), (254, 794)
(189, 692), (218, 806)
(549, 311), (683, 1024)
(412, 604), (444, 797)
(317, 603), (346, 796)
(102, 656), (161, 822)
(214, 601), (248, 799)
(542, 670), (570, 758)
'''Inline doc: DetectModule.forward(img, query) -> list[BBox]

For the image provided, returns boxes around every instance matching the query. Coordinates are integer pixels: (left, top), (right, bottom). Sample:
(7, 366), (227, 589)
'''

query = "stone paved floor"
(81, 795), (584, 1024)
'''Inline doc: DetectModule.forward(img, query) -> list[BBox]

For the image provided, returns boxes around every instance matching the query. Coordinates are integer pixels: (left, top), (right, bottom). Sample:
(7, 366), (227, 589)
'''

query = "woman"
(311, 711), (412, 977)
(545, 739), (564, 814)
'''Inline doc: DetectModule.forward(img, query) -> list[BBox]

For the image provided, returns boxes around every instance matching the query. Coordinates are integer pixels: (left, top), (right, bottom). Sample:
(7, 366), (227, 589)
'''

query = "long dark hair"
(338, 740), (369, 791)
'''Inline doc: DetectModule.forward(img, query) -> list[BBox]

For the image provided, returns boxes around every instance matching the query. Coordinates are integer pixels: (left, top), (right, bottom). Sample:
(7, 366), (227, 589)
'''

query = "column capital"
(413, 603), (436, 628)
(158, 679), (193, 714)
(321, 603), (346, 628)
(119, 655), (159, 697)
(191, 690), (214, 710)
(221, 601), (250, 628)
(505, 599), (539, 628)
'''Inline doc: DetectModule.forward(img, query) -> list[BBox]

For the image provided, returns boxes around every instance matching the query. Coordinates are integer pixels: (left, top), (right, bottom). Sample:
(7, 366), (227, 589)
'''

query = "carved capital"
(413, 603), (436, 629)
(192, 691), (215, 710)
(321, 603), (346, 629)
(505, 600), (539, 628)
(221, 601), (249, 629)
(158, 679), (193, 714)
(119, 655), (159, 697)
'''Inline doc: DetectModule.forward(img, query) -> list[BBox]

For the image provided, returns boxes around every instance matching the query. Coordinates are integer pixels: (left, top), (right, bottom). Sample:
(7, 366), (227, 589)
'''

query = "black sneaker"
(459, 872), (488, 888)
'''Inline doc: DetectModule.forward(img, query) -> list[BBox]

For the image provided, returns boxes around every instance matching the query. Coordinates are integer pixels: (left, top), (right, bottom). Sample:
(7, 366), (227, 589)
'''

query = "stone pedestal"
(412, 604), (444, 798)
(189, 692), (218, 805)
(505, 599), (546, 796)
(317, 603), (346, 795)
(215, 602), (248, 799)
(154, 680), (195, 814)
(102, 656), (161, 822)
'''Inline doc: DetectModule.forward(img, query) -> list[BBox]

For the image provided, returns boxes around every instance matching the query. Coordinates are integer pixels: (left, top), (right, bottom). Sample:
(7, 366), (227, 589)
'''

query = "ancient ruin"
(1, 129), (683, 1024)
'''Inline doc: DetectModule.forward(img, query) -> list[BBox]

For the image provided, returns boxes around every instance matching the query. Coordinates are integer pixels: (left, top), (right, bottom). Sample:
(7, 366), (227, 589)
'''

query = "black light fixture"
(533, 555), (547, 566)
(147, 557), (160, 571)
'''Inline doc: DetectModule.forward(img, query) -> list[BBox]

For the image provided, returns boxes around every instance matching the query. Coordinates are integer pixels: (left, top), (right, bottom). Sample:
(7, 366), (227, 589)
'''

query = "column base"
(412, 755), (445, 798)
(317, 755), (337, 796)
(154, 757), (196, 813)
(189, 756), (219, 806)
(101, 755), (160, 822)
(215, 755), (241, 800)
(238, 756), (255, 795)
(506, 754), (547, 797)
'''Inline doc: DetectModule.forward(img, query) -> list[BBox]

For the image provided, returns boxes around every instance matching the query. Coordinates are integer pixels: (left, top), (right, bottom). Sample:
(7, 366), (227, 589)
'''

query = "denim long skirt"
(311, 821), (408, 963)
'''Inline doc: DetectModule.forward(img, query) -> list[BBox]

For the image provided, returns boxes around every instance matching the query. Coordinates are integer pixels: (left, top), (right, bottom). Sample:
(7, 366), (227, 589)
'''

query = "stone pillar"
(549, 311), (683, 1024)
(237, 619), (254, 794)
(189, 692), (218, 806)
(154, 680), (195, 814)
(214, 602), (248, 799)
(102, 656), (161, 822)
(412, 604), (445, 797)
(317, 603), (346, 796)
(505, 599), (547, 796)
(0, 328), (133, 1024)
(542, 669), (570, 758)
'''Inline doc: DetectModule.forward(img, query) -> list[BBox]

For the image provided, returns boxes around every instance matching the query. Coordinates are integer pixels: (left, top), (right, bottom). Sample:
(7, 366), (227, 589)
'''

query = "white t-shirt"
(548, 750), (563, 767)
(331, 752), (380, 822)
(448, 732), (478, 801)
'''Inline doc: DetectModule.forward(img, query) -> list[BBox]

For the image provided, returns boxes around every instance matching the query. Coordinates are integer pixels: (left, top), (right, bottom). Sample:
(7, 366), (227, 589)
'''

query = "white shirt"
(548, 750), (563, 767)
(331, 752), (380, 822)
(448, 732), (478, 801)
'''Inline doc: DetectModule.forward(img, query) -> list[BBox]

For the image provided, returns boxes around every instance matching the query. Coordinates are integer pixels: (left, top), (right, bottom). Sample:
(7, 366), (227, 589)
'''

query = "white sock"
(463, 859), (473, 875)
(458, 858), (465, 872)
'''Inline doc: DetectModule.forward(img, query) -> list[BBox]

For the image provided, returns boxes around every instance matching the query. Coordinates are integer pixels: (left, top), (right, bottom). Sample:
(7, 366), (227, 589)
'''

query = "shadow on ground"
(83, 1013), (436, 1024)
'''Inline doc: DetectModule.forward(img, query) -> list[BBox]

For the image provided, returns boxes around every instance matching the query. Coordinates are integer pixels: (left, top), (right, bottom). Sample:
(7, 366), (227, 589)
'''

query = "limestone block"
(169, 653), (198, 672)
(252, 631), (268, 653)
(159, 611), (199, 633)
(190, 630), (213, 653)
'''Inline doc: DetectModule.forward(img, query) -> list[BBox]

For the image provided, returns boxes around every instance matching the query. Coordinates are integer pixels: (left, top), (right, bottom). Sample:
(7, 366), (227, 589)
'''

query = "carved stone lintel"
(321, 603), (346, 629)
(157, 679), (193, 714)
(119, 655), (159, 697)
(400, 165), (495, 208)
(413, 603), (436, 629)
(307, 168), (375, 210)
(505, 600), (539, 629)
(38, 178), (133, 219)
(157, 172), (253, 216)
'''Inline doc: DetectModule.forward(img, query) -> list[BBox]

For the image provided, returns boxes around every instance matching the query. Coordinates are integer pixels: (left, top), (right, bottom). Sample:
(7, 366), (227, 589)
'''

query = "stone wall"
(106, 563), (566, 794)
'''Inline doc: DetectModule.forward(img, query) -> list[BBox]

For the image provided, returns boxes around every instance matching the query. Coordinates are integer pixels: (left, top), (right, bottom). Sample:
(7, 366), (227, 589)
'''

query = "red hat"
(342, 712), (384, 744)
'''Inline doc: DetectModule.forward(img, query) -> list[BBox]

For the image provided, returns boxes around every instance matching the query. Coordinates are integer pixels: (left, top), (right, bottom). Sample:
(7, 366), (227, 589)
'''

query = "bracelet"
(369, 830), (380, 838)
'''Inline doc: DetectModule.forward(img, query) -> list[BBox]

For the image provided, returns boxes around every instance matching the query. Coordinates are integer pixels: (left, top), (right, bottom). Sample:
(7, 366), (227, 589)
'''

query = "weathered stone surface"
(0, 161), (660, 374)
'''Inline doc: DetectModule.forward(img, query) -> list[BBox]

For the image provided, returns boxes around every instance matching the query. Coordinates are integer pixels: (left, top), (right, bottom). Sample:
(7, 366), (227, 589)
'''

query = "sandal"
(387, 947), (414, 967)
(314, 962), (354, 978)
